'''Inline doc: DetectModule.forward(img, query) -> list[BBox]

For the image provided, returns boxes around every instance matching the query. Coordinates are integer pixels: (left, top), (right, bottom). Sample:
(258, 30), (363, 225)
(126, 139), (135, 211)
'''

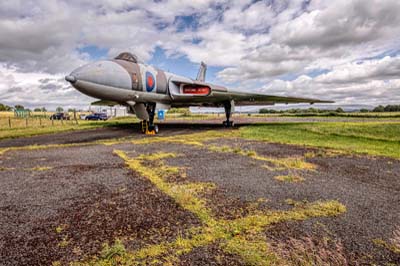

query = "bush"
(372, 105), (400, 112)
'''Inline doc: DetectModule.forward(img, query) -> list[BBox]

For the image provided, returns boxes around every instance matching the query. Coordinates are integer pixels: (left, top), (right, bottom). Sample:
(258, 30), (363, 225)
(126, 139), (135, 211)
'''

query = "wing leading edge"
(225, 89), (334, 106)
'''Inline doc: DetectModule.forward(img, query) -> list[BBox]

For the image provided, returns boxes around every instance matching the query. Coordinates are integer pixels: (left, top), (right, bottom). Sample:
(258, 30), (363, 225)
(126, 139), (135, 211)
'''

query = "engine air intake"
(182, 85), (211, 95)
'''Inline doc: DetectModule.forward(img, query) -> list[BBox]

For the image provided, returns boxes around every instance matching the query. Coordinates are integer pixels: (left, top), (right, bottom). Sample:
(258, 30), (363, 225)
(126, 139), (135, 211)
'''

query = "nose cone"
(67, 60), (132, 90)
(65, 75), (76, 83)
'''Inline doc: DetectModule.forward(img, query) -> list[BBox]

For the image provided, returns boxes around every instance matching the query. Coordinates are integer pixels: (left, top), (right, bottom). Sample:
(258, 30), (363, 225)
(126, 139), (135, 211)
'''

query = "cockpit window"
(114, 52), (138, 63)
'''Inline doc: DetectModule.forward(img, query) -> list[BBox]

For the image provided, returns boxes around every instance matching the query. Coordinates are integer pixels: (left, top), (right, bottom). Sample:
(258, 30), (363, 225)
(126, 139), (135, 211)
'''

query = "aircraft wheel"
(222, 121), (234, 127)
(140, 120), (148, 134)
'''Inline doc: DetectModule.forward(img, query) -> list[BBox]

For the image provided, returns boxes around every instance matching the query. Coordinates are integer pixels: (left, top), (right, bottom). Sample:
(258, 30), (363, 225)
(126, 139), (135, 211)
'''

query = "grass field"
(240, 122), (400, 159)
(276, 112), (400, 118)
(1, 110), (399, 159)
(0, 116), (138, 140)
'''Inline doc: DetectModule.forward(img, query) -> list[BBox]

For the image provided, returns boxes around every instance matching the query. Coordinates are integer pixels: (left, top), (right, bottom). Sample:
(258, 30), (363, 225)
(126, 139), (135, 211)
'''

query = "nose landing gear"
(141, 103), (159, 135)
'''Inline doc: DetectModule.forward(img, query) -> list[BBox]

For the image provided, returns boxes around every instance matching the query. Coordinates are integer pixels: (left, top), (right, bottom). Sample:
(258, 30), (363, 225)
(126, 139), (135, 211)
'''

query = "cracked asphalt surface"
(0, 125), (399, 265)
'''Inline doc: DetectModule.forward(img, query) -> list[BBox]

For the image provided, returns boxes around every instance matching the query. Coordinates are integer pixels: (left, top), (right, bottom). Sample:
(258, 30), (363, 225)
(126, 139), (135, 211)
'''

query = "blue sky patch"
(306, 68), (330, 78)
(359, 49), (400, 61)
(149, 47), (224, 83)
(78, 45), (109, 60)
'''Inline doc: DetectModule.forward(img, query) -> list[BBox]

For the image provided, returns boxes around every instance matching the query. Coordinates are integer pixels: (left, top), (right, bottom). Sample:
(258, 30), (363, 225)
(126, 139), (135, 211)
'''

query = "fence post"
(8, 117), (11, 128)
(61, 118), (63, 125)
(39, 117), (42, 126)
(25, 117), (28, 127)
(74, 110), (78, 125)
(51, 116), (54, 126)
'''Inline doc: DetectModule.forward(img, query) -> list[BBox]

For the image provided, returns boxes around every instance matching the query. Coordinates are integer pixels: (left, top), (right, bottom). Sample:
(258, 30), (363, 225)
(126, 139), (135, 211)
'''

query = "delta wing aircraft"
(66, 52), (332, 134)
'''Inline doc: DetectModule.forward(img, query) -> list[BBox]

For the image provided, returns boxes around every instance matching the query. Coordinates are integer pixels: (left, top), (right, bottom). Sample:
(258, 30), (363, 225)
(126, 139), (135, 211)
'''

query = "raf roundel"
(145, 71), (155, 92)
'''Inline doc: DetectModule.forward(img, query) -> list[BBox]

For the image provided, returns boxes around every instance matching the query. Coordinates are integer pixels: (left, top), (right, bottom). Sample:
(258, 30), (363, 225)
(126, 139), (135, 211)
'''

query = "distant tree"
(335, 107), (344, 113)
(41, 107), (47, 112)
(68, 108), (76, 112)
(372, 105), (385, 112)
(383, 105), (400, 112)
(14, 104), (24, 110)
(307, 107), (318, 113)
(360, 108), (369, 113)
(259, 108), (278, 114)
(34, 107), (42, 112)
(56, 106), (64, 112)
(0, 103), (12, 111)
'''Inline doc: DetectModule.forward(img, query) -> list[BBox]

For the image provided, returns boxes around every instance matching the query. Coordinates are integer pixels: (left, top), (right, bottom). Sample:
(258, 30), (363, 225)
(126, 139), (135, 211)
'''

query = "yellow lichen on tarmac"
(0, 137), (134, 157)
(28, 166), (53, 171)
(71, 150), (346, 265)
(207, 145), (316, 171)
(274, 174), (305, 183)
(0, 148), (9, 155)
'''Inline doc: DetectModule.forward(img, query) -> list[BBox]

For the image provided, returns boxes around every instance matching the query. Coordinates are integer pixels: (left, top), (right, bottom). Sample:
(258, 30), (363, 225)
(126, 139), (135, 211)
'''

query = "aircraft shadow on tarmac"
(111, 121), (254, 133)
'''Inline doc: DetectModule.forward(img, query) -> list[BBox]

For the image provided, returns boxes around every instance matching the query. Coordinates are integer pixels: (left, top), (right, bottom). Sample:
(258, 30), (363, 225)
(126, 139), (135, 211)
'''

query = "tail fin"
(196, 61), (207, 82)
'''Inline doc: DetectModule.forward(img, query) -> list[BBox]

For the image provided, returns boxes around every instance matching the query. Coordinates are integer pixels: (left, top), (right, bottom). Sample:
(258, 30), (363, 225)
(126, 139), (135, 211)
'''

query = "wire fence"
(0, 116), (81, 129)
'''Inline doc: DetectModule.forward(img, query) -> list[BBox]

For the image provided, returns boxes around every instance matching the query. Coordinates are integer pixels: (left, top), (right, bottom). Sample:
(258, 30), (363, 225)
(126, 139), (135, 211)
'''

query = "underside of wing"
(226, 90), (334, 105)
(90, 100), (121, 106)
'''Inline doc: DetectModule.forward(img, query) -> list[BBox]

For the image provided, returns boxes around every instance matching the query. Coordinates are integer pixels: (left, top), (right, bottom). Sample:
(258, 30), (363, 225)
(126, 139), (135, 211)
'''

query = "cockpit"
(114, 52), (139, 63)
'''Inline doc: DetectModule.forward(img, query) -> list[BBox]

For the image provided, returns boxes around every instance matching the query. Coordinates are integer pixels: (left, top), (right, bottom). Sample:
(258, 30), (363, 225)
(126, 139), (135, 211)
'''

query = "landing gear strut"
(222, 101), (234, 127)
(140, 103), (158, 135)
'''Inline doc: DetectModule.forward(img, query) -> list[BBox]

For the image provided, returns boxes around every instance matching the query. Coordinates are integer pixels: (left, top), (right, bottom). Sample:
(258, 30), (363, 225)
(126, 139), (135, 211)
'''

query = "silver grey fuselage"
(67, 57), (229, 109)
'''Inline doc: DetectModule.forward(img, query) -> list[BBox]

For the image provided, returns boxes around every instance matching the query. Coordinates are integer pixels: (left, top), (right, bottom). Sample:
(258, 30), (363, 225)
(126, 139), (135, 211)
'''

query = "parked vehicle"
(85, 113), (108, 121)
(50, 113), (70, 120)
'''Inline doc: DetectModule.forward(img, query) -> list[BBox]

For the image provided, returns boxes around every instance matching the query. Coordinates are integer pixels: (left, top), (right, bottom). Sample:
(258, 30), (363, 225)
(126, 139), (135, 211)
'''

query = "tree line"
(260, 104), (400, 114)
(0, 103), (78, 113)
(370, 105), (400, 112)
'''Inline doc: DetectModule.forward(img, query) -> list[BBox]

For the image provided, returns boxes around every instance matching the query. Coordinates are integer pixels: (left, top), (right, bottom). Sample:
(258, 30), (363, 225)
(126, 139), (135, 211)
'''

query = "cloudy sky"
(0, 0), (399, 110)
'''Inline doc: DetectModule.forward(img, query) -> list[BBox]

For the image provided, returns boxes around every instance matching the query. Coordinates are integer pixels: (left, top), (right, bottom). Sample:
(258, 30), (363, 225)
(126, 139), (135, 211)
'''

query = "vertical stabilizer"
(196, 61), (207, 82)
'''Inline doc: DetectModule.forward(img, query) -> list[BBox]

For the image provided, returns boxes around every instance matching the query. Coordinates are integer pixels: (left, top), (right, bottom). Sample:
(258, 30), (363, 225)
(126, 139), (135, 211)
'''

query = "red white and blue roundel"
(146, 71), (155, 92)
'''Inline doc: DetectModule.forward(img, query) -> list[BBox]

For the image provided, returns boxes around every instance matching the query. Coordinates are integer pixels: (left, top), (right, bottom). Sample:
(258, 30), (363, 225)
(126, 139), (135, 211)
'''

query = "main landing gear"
(222, 101), (234, 127)
(140, 103), (159, 135)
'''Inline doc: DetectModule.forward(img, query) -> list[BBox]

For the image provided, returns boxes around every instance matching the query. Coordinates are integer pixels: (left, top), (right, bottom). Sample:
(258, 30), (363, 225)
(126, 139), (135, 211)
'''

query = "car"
(85, 113), (108, 121)
(50, 113), (70, 120)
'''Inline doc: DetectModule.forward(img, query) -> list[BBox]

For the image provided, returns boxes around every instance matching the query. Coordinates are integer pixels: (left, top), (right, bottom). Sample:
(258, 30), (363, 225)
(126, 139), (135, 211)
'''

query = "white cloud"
(260, 56), (400, 105)
(315, 56), (400, 84)
(0, 0), (400, 108)
(0, 65), (93, 109)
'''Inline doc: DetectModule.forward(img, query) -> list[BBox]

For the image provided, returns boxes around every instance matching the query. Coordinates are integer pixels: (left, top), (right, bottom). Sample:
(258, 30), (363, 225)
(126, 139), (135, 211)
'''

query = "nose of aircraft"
(65, 60), (132, 90)
(65, 75), (76, 83)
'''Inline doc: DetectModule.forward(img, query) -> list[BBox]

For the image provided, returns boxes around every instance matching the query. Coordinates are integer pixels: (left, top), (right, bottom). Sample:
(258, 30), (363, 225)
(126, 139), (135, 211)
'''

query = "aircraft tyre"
(222, 121), (234, 127)
(140, 120), (148, 134)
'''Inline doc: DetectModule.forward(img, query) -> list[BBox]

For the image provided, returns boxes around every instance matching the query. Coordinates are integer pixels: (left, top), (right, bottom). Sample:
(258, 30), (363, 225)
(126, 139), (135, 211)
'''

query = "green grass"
(0, 117), (138, 140)
(240, 122), (400, 159)
(280, 112), (400, 118)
